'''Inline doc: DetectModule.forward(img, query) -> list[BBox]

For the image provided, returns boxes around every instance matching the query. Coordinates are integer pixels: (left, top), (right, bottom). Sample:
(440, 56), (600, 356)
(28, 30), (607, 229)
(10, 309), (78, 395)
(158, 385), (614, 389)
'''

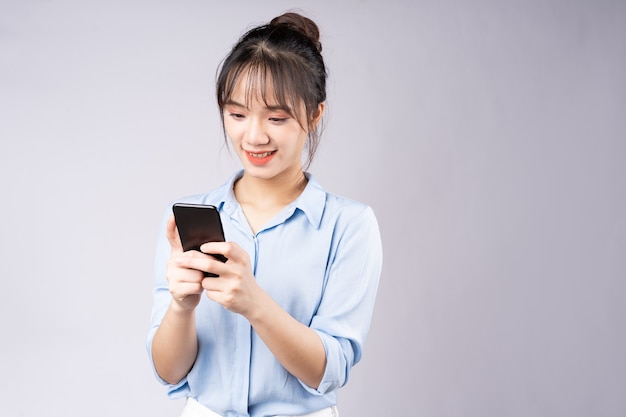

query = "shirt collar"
(214, 170), (326, 229)
(296, 172), (326, 229)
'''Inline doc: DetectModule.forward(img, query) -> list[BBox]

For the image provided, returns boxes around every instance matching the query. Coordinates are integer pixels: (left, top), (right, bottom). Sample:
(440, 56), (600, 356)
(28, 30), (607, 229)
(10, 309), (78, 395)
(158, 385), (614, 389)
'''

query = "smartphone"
(172, 203), (227, 277)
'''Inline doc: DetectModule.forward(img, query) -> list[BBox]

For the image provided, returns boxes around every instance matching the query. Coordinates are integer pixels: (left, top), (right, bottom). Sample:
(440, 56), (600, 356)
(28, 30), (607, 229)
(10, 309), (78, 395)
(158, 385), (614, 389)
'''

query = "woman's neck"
(234, 170), (308, 210)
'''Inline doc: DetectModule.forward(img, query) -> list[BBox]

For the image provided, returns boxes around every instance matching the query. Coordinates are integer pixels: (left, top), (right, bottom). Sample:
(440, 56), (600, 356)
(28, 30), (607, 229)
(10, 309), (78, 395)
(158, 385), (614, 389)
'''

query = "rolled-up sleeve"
(306, 205), (383, 394)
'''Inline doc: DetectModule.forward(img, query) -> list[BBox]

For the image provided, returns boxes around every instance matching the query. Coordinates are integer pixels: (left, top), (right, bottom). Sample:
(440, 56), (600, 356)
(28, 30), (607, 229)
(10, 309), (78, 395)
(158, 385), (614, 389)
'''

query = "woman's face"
(223, 76), (318, 183)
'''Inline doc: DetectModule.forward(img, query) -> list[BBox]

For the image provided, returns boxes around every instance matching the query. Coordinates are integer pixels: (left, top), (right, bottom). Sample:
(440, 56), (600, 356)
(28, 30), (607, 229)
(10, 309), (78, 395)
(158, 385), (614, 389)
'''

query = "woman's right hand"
(165, 214), (204, 311)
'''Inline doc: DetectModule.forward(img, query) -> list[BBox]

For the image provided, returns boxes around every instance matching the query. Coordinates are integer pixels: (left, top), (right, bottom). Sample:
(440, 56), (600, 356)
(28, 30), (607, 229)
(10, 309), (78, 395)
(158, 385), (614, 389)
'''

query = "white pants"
(181, 397), (339, 417)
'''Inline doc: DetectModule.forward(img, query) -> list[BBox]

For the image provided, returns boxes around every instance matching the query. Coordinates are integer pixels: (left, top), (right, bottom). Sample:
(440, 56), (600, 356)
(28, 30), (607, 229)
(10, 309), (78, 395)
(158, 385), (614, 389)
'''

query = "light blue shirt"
(147, 171), (383, 417)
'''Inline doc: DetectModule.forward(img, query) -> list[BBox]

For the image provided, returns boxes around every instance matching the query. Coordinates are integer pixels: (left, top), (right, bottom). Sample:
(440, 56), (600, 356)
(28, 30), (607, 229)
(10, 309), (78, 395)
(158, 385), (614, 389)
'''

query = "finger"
(199, 241), (241, 263)
(167, 266), (203, 286)
(201, 279), (231, 308)
(166, 214), (183, 253)
(176, 250), (227, 277)
(201, 276), (223, 291)
(171, 281), (205, 297)
(167, 253), (205, 282)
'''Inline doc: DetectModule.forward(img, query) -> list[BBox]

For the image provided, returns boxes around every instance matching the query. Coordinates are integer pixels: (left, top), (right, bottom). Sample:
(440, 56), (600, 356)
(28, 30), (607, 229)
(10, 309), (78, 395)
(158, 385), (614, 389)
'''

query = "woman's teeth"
(250, 151), (273, 158)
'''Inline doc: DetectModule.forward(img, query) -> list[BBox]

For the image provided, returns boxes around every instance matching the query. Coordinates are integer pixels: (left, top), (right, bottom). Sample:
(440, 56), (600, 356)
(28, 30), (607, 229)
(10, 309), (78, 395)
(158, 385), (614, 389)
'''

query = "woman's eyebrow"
(223, 100), (247, 108)
(224, 99), (291, 114)
(265, 104), (291, 112)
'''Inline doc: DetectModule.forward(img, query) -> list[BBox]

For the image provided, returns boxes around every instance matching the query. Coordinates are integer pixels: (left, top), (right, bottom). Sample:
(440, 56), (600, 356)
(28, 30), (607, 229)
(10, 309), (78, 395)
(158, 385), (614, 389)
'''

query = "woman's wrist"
(169, 297), (199, 316)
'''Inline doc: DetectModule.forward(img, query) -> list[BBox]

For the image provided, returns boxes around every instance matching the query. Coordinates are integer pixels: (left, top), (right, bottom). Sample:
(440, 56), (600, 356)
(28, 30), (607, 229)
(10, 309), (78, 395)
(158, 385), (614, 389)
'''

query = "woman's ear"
(310, 102), (325, 130)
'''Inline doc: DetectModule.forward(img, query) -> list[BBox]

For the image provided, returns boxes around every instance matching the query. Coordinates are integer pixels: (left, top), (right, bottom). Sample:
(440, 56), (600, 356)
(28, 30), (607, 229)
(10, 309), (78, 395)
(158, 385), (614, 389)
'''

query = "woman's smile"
(246, 150), (277, 165)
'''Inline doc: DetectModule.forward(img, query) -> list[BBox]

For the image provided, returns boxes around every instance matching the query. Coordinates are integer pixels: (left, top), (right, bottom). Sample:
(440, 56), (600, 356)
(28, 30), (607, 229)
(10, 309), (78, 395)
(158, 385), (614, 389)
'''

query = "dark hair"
(216, 12), (327, 168)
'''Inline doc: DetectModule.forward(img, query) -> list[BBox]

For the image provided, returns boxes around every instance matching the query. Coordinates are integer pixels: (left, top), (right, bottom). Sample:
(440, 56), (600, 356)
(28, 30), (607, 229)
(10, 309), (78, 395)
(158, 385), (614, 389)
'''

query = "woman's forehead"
(230, 75), (273, 103)
(229, 71), (298, 111)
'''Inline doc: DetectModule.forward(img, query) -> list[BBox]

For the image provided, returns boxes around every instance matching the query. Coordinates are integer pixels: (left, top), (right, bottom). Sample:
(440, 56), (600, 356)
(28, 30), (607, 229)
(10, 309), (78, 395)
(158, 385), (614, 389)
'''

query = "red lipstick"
(246, 150), (276, 166)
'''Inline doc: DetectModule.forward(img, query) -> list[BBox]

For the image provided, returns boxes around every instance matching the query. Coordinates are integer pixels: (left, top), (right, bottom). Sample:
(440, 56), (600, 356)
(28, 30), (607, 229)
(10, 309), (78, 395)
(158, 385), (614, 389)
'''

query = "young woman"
(147, 12), (383, 417)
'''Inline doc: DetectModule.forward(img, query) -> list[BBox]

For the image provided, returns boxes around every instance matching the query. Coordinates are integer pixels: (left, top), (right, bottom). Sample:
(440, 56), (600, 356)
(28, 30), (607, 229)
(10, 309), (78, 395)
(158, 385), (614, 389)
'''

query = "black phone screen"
(172, 203), (227, 276)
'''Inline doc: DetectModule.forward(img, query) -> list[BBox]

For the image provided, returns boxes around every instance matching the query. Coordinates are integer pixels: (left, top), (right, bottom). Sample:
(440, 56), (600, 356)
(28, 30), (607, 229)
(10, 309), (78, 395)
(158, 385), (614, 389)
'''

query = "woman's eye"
(269, 117), (288, 123)
(229, 113), (245, 119)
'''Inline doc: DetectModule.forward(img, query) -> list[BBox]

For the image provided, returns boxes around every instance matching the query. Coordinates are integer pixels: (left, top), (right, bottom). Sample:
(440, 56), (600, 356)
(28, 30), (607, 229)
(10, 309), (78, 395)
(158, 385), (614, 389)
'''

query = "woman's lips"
(245, 150), (276, 165)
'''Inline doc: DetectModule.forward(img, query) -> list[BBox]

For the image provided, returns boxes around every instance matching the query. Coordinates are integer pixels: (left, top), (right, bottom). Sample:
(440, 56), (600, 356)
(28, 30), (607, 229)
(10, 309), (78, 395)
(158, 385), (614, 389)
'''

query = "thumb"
(166, 214), (183, 254)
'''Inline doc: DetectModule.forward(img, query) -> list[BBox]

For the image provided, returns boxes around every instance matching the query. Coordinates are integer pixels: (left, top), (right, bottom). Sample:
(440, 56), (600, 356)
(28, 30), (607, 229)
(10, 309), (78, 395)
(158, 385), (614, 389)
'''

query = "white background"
(1, 0), (625, 416)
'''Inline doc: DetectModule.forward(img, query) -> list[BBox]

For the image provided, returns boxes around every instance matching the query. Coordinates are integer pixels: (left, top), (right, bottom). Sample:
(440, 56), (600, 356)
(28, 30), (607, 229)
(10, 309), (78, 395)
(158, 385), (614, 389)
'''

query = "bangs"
(219, 49), (315, 128)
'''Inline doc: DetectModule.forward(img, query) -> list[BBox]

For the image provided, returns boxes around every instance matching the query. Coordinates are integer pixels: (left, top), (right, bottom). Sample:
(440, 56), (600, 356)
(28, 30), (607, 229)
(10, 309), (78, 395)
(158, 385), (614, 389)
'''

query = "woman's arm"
(244, 289), (327, 389)
(151, 302), (198, 384)
(181, 240), (327, 389)
(151, 215), (205, 384)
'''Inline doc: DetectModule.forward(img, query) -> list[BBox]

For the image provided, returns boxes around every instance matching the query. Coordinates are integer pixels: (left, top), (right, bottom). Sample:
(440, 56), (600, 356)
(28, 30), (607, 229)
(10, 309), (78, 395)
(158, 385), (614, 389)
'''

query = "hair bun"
(270, 12), (322, 53)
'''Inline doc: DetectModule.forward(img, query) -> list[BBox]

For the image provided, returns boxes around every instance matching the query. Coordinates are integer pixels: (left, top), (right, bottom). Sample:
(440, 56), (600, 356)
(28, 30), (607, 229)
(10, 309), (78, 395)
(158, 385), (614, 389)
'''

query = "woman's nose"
(244, 118), (270, 145)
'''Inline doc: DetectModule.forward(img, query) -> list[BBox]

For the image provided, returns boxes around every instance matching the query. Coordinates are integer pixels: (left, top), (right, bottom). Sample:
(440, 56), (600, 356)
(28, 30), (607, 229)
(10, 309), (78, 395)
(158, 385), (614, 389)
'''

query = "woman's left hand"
(176, 240), (262, 316)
